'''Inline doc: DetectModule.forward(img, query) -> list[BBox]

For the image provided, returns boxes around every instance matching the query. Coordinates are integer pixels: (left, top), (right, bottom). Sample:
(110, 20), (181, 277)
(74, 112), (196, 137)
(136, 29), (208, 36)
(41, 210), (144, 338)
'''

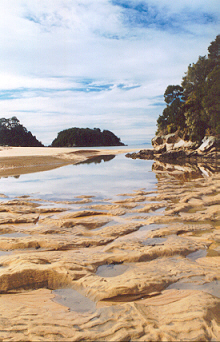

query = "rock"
(198, 136), (218, 152)
(154, 144), (166, 153)
(114, 195), (146, 203)
(75, 254), (218, 302)
(146, 223), (214, 238)
(128, 132), (220, 164)
(158, 150), (187, 161)
(152, 135), (163, 146)
(0, 213), (39, 225)
(126, 149), (155, 160)
(166, 132), (178, 144)
(136, 202), (166, 213)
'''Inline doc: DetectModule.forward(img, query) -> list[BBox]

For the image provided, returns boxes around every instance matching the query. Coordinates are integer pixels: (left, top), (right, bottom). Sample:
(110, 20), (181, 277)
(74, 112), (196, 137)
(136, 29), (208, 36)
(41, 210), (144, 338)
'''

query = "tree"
(164, 85), (184, 104)
(184, 90), (207, 141)
(202, 66), (220, 135)
(181, 38), (220, 140)
(51, 127), (125, 147)
(156, 35), (220, 142)
(156, 85), (185, 134)
(0, 117), (43, 146)
(208, 34), (220, 62)
(181, 56), (211, 99)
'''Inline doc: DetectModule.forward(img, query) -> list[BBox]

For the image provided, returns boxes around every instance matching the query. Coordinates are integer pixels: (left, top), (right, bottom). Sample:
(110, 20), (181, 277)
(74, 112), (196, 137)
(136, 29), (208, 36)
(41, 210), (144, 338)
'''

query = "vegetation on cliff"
(0, 117), (43, 147)
(51, 127), (125, 147)
(157, 35), (220, 142)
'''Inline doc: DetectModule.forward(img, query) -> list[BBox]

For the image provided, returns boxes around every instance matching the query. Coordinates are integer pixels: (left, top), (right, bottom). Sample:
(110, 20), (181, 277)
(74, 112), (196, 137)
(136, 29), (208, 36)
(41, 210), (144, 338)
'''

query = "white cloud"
(0, 0), (219, 145)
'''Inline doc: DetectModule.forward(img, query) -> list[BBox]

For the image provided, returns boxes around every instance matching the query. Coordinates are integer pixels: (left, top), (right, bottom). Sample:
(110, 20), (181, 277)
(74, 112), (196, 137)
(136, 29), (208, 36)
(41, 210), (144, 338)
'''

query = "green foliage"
(51, 127), (125, 147)
(0, 117), (43, 147)
(156, 85), (185, 134)
(202, 66), (220, 135)
(208, 34), (220, 61)
(164, 85), (184, 104)
(156, 35), (220, 142)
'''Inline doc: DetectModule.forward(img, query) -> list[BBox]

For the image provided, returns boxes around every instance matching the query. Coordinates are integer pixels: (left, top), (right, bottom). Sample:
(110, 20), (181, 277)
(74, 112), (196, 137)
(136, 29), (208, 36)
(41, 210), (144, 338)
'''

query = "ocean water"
(0, 145), (157, 201)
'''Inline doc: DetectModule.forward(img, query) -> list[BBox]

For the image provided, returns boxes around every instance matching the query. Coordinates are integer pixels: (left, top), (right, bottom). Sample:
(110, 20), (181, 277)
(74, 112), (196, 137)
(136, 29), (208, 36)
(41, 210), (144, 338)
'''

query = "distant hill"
(51, 127), (125, 147)
(0, 117), (43, 147)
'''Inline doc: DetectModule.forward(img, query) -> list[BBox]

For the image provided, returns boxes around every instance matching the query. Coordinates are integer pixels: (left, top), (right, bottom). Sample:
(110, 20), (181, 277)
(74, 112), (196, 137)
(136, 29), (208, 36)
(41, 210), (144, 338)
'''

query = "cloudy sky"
(0, 0), (219, 146)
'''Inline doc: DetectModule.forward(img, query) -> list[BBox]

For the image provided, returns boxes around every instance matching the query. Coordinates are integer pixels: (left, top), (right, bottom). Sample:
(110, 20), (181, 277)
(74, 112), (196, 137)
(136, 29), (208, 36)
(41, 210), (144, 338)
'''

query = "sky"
(0, 0), (219, 146)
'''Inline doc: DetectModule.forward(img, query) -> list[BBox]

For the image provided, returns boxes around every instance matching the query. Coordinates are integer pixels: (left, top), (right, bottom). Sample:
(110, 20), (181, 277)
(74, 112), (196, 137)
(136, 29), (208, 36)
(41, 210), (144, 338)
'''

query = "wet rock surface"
(0, 170), (220, 341)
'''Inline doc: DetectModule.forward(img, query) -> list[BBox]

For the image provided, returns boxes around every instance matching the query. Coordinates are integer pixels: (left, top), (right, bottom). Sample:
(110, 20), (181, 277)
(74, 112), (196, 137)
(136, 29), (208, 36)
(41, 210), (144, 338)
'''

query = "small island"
(0, 117), (43, 147)
(51, 127), (125, 147)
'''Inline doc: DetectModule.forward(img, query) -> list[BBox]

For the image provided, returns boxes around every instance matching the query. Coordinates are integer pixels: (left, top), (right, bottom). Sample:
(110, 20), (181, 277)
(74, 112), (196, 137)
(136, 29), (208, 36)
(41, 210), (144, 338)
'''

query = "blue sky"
(0, 0), (219, 145)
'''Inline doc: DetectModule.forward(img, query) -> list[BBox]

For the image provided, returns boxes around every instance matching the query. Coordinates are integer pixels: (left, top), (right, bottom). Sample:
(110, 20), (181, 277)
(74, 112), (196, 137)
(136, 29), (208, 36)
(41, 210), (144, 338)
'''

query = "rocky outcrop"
(126, 134), (220, 163)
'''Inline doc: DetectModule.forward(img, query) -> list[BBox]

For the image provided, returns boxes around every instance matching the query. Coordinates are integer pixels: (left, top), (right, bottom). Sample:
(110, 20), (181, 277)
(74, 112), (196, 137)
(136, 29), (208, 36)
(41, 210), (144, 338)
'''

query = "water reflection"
(0, 175), (20, 179)
(0, 153), (218, 201)
(152, 160), (220, 182)
(77, 154), (115, 165)
(0, 156), (115, 179)
(0, 154), (156, 201)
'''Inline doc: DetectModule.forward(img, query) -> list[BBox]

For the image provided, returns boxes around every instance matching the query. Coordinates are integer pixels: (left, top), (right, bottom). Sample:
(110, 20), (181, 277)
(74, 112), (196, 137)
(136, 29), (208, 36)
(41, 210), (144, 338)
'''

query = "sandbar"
(0, 146), (137, 177)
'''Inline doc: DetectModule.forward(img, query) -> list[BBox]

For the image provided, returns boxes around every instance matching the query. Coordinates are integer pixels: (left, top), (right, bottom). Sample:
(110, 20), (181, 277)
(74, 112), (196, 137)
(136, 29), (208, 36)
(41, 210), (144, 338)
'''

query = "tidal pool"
(53, 288), (96, 313)
(0, 151), (157, 202)
(96, 263), (130, 277)
(167, 279), (220, 298)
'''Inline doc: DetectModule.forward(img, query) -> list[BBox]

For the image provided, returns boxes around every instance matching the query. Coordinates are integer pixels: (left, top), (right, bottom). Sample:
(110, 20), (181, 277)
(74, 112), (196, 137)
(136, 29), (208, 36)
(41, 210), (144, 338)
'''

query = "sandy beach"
(0, 147), (219, 341)
(0, 146), (136, 177)
(0, 146), (138, 158)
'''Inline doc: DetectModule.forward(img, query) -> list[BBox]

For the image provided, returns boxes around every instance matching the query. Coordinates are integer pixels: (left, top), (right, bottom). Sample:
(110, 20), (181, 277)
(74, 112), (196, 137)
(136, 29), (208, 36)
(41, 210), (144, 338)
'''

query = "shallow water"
(0, 233), (30, 238)
(0, 151), (157, 201)
(186, 249), (207, 261)
(167, 279), (220, 298)
(53, 288), (96, 313)
(0, 250), (12, 257)
(96, 263), (130, 277)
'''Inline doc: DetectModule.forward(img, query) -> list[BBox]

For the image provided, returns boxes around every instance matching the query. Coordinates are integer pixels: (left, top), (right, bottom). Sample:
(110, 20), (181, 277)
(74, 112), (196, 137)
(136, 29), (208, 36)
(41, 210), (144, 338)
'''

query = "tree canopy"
(0, 117), (43, 147)
(51, 127), (125, 147)
(156, 35), (220, 142)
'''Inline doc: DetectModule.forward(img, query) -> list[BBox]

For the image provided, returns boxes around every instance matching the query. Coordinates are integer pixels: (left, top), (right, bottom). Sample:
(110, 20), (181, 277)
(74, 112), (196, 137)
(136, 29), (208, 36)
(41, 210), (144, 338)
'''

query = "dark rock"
(151, 136), (163, 146)
(158, 150), (187, 162)
(126, 149), (155, 160)
(166, 133), (178, 144)
(154, 144), (166, 154)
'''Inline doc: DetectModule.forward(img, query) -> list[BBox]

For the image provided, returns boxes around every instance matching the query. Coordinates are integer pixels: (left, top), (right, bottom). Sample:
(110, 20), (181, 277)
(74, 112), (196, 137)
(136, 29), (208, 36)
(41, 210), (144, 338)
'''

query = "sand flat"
(0, 146), (136, 158)
(0, 146), (136, 177)
(0, 146), (79, 157)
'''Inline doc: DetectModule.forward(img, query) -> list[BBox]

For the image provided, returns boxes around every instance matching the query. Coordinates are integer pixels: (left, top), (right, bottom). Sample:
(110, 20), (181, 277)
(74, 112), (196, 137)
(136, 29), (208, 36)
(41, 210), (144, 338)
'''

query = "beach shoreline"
(0, 146), (137, 177)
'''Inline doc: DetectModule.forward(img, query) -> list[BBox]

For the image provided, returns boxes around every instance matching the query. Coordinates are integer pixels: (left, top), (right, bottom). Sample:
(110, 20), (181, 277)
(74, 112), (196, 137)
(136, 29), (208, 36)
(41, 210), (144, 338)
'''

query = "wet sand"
(0, 150), (219, 341)
(0, 146), (136, 177)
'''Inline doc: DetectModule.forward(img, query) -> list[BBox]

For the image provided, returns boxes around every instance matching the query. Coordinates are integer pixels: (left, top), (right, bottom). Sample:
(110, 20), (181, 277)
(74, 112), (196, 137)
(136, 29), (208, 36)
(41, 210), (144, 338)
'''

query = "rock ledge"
(126, 134), (220, 163)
